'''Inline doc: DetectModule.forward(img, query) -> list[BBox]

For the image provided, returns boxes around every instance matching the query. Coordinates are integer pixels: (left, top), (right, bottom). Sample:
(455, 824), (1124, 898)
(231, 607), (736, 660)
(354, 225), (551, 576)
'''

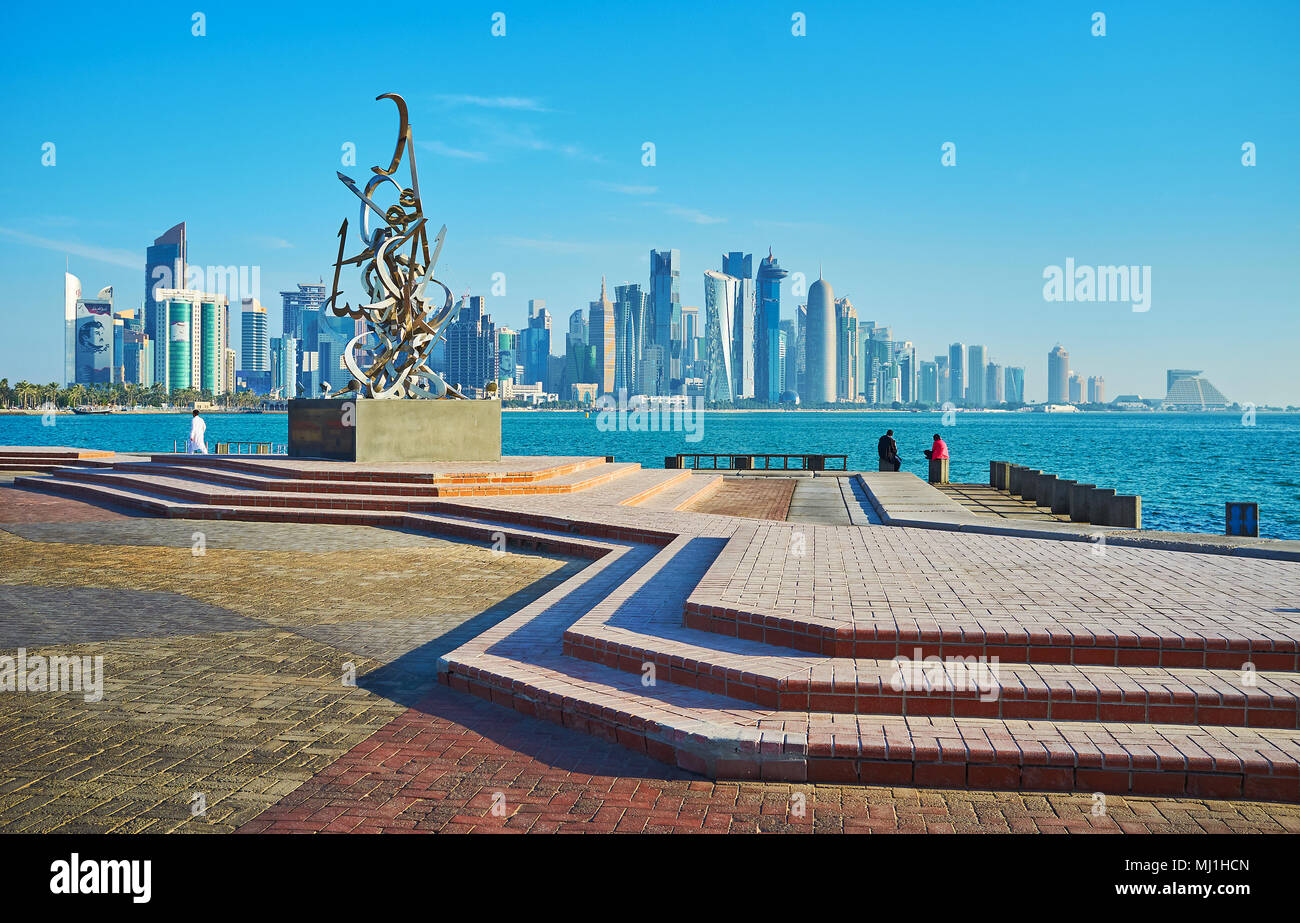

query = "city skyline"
(2, 2), (1297, 402)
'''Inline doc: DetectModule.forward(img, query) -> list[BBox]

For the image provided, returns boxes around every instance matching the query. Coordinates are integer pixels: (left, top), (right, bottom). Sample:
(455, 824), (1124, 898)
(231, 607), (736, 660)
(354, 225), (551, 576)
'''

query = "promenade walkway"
(5, 446), (1300, 829)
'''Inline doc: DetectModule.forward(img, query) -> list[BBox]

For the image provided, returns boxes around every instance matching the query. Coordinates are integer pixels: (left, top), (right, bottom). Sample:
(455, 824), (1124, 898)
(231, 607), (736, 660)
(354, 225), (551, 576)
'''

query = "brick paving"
(939, 482), (1070, 521)
(685, 477), (796, 520)
(7, 448), (1300, 830)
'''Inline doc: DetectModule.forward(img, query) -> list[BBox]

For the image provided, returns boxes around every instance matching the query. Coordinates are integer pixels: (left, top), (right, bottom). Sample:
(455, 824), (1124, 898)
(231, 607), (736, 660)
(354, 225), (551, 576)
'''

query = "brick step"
(443, 649), (1300, 801)
(0, 446), (115, 459)
(142, 453), (608, 484)
(683, 600), (1300, 672)
(105, 460), (641, 498)
(560, 621), (1300, 729)
(35, 463), (643, 510)
(637, 473), (724, 511)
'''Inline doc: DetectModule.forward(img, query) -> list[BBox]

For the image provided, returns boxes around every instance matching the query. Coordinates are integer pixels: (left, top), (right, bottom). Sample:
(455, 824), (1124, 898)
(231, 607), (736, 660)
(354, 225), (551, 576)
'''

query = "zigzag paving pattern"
(5, 446), (1300, 832)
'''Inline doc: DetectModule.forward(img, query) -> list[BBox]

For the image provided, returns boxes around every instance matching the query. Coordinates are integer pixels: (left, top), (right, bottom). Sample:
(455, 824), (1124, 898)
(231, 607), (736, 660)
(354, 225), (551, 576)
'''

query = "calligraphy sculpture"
(322, 93), (465, 399)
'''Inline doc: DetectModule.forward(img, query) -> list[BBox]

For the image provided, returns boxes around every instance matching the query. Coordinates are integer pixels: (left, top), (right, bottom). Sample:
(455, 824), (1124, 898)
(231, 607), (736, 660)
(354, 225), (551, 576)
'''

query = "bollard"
(1069, 483), (1096, 522)
(928, 457), (950, 484)
(1035, 473), (1058, 508)
(1050, 479), (1077, 515)
(1108, 494), (1142, 529)
(1008, 465), (1025, 494)
(1089, 488), (1117, 526)
(878, 459), (894, 472)
(733, 455), (752, 471)
(989, 461), (1002, 489)
(665, 455), (681, 469)
(1019, 469), (1042, 502)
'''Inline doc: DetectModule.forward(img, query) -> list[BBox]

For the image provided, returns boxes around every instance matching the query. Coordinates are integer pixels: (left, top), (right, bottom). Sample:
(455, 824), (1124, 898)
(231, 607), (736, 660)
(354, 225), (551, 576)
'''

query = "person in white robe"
(187, 410), (208, 454)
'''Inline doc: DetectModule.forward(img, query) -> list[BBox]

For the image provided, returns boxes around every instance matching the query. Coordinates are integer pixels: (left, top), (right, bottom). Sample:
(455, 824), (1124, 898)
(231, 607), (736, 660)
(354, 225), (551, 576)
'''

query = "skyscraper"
(649, 249), (682, 394)
(74, 285), (114, 386)
(1005, 366), (1025, 404)
(280, 283), (327, 340)
(152, 288), (229, 394)
(446, 295), (496, 395)
(270, 336), (299, 398)
(779, 319), (799, 394)
(935, 355), (950, 404)
(795, 303), (807, 398)
(1087, 375), (1105, 404)
(1068, 372), (1083, 404)
(1048, 344), (1070, 404)
(145, 222), (186, 343)
(920, 359), (938, 404)
(948, 343), (965, 406)
(986, 362), (1004, 405)
(723, 253), (755, 400)
(966, 344), (987, 406)
(63, 271), (81, 385)
(805, 273), (836, 404)
(613, 283), (647, 394)
(755, 249), (787, 403)
(589, 277), (616, 395)
(240, 298), (269, 372)
(522, 299), (551, 387)
(498, 327), (520, 390)
(835, 297), (858, 401)
(702, 270), (737, 403)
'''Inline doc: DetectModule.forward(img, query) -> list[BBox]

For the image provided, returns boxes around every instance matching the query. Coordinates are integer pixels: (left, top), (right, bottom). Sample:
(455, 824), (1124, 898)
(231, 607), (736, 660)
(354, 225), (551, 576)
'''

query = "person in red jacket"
(924, 433), (948, 461)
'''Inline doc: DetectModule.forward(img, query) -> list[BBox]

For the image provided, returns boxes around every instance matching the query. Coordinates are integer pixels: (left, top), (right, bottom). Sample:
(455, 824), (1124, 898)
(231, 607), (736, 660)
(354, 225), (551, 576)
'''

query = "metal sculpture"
(322, 93), (465, 399)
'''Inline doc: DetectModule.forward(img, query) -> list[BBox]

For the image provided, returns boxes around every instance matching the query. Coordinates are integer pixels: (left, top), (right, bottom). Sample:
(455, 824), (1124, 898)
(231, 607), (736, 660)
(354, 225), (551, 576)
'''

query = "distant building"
(649, 249), (682, 394)
(835, 297), (858, 402)
(794, 304), (807, 398)
(1069, 372), (1084, 404)
(145, 222), (186, 346)
(522, 299), (551, 389)
(919, 360), (938, 404)
(1167, 369), (1203, 394)
(152, 288), (230, 395)
(702, 270), (738, 403)
(613, 284), (647, 395)
(240, 298), (270, 373)
(755, 249), (787, 403)
(446, 295), (496, 394)
(1047, 344), (1070, 404)
(1164, 373), (1229, 409)
(986, 362), (1004, 405)
(270, 336), (299, 398)
(497, 326), (520, 391)
(73, 283), (114, 386)
(935, 355), (950, 404)
(779, 319), (799, 396)
(948, 343), (965, 406)
(1005, 366), (1025, 404)
(805, 274), (836, 404)
(280, 282), (326, 340)
(723, 252), (755, 400)
(1087, 375), (1105, 404)
(966, 344), (987, 406)
(589, 278), (616, 395)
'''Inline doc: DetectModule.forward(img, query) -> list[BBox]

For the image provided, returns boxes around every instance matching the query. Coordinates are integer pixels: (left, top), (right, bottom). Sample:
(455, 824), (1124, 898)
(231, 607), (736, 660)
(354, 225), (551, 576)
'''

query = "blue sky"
(1, 0), (1296, 402)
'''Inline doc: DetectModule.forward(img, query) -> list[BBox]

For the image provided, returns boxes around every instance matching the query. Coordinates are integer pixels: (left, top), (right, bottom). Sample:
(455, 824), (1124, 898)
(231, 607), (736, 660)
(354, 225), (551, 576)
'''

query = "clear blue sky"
(1, 0), (1296, 402)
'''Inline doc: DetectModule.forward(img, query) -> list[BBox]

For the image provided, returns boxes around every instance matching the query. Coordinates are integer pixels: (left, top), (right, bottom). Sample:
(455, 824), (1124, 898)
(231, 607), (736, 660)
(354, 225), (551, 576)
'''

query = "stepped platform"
(11, 453), (1300, 803)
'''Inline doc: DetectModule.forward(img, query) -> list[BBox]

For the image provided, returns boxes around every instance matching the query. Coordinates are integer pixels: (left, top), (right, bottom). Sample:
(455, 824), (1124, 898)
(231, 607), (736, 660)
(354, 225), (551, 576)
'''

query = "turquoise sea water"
(3, 410), (1298, 539)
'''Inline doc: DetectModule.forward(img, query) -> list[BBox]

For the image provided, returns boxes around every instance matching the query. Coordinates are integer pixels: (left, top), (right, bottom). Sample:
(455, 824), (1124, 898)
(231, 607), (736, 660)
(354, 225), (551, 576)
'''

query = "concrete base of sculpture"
(288, 398), (501, 463)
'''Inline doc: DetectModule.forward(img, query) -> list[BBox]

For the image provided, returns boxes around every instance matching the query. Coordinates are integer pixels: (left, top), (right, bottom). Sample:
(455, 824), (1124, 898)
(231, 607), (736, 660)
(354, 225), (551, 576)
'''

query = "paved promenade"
(4, 447), (1300, 832)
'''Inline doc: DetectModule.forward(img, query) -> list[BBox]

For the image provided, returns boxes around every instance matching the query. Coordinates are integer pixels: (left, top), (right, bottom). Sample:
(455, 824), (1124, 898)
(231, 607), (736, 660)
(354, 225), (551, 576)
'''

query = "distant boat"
(72, 407), (112, 415)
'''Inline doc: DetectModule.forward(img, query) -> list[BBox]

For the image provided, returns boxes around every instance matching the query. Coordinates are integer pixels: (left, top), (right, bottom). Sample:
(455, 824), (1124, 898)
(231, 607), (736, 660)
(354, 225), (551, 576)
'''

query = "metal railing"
(667, 453), (848, 471)
(172, 441), (287, 455)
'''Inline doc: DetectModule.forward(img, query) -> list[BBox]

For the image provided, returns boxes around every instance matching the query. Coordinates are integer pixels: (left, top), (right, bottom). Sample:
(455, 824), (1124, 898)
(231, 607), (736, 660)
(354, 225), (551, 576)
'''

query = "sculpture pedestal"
(288, 399), (502, 463)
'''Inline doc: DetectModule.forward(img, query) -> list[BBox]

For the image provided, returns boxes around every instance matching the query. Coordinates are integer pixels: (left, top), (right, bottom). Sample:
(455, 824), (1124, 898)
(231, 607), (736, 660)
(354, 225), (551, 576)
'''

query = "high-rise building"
(986, 362), (1004, 405)
(613, 283), (648, 395)
(522, 299), (551, 388)
(74, 285), (114, 385)
(1167, 369), (1202, 394)
(114, 309), (149, 386)
(722, 253), (755, 400)
(795, 304), (807, 398)
(835, 297), (858, 402)
(1087, 375), (1105, 404)
(1048, 344), (1070, 404)
(948, 343), (965, 406)
(280, 282), (326, 340)
(498, 327), (520, 390)
(649, 249), (682, 394)
(1005, 366), (1025, 404)
(270, 336), (299, 398)
(145, 222), (186, 344)
(897, 341), (917, 404)
(755, 249), (787, 403)
(920, 360), (939, 404)
(779, 319), (798, 395)
(702, 270), (737, 403)
(966, 344), (987, 406)
(64, 271), (81, 385)
(681, 305), (700, 381)
(446, 295), (497, 395)
(152, 288), (230, 395)
(935, 355), (950, 404)
(240, 298), (270, 373)
(867, 327), (893, 405)
(1164, 373), (1229, 409)
(805, 273), (836, 404)
(1068, 372), (1084, 404)
(589, 278), (616, 395)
